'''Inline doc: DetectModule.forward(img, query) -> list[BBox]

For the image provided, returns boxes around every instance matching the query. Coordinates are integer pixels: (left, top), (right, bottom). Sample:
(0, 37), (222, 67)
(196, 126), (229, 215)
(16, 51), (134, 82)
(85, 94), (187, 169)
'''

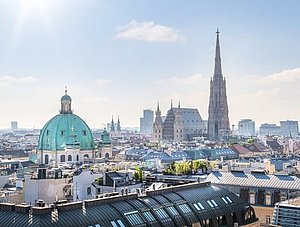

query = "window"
(178, 204), (192, 214)
(167, 206), (179, 215)
(207, 199), (218, 208)
(225, 196), (233, 203)
(154, 208), (172, 223)
(60, 155), (65, 163)
(249, 192), (256, 204)
(266, 215), (271, 224)
(222, 197), (228, 204)
(265, 193), (271, 206)
(198, 202), (205, 210)
(124, 211), (144, 226)
(110, 221), (118, 227)
(211, 199), (218, 207)
(222, 196), (233, 204)
(68, 155), (72, 162)
(207, 200), (214, 208)
(116, 220), (125, 227)
(142, 211), (156, 222)
(193, 203), (201, 211)
(87, 187), (91, 195)
(280, 193), (287, 202)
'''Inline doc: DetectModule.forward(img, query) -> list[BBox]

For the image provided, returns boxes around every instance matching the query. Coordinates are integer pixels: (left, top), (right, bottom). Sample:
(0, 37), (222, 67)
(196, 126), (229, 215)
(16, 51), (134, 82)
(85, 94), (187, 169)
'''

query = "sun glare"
(20, 0), (53, 15)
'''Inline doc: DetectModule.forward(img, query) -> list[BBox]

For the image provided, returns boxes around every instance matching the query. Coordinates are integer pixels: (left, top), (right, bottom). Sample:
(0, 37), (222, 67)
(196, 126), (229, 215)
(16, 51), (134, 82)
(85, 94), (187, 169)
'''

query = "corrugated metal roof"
(0, 183), (257, 227)
(206, 171), (300, 190)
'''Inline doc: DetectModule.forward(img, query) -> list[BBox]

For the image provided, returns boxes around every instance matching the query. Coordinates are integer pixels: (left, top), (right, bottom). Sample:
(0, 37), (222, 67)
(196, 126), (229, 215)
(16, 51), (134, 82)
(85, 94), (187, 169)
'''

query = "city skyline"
(1, 0), (300, 129)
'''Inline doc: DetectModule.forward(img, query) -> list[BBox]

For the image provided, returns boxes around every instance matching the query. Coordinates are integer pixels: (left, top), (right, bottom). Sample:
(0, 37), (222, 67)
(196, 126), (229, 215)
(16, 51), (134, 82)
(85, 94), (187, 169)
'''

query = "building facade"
(153, 102), (205, 142)
(140, 109), (154, 133)
(280, 120), (299, 137)
(238, 119), (256, 137)
(37, 88), (95, 165)
(208, 30), (230, 140)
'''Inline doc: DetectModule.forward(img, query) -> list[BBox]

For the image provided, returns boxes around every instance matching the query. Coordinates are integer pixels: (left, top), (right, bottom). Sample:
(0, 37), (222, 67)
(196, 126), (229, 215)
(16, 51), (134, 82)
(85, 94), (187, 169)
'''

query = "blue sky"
(0, 0), (300, 129)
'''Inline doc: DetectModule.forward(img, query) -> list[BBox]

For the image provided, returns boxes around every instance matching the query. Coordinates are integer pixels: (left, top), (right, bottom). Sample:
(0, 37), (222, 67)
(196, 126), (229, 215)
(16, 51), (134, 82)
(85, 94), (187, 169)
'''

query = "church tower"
(174, 101), (185, 141)
(153, 102), (163, 141)
(110, 116), (115, 132)
(208, 30), (230, 140)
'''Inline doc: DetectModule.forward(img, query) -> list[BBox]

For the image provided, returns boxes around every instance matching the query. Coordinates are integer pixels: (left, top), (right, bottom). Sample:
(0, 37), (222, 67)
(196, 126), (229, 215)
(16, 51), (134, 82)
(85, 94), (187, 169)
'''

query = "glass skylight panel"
(178, 204), (192, 214)
(222, 197), (229, 204)
(167, 206), (179, 215)
(226, 196), (233, 203)
(193, 203), (200, 211)
(211, 199), (218, 207)
(117, 220), (126, 227)
(198, 202), (205, 210)
(207, 200), (214, 208)
(125, 212), (144, 226)
(143, 211), (156, 222)
(110, 221), (118, 227)
(154, 208), (172, 223)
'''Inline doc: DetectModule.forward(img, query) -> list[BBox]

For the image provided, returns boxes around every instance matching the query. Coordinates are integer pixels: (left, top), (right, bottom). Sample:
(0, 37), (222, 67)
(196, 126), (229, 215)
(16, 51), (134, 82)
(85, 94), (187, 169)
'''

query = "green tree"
(134, 167), (143, 182)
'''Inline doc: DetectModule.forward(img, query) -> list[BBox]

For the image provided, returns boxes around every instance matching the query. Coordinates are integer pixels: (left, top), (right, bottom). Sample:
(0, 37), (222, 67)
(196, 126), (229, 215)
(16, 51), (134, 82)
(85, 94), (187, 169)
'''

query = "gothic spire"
(156, 101), (161, 115)
(214, 28), (222, 77)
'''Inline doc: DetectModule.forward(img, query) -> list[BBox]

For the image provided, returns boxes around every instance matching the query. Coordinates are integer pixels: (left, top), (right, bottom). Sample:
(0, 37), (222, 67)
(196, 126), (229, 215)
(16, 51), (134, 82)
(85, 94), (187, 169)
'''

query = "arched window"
(45, 154), (49, 164)
(84, 154), (89, 158)
(60, 155), (65, 163)
(68, 155), (72, 162)
(105, 153), (109, 158)
(76, 154), (79, 161)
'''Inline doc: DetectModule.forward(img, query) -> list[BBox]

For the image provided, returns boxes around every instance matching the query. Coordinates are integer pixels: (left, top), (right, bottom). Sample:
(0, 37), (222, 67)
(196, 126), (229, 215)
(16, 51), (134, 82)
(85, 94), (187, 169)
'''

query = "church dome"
(38, 89), (95, 151)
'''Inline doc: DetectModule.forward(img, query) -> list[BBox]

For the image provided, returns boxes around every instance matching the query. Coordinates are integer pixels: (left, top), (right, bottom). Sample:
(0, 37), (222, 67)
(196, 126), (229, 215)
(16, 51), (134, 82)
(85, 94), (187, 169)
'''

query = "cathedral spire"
(208, 29), (230, 141)
(156, 101), (161, 115)
(110, 115), (115, 132)
(214, 28), (222, 77)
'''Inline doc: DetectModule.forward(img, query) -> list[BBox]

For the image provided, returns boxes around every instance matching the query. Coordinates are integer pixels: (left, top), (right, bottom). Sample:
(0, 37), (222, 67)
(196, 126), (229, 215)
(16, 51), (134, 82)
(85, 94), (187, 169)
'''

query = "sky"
(0, 0), (300, 129)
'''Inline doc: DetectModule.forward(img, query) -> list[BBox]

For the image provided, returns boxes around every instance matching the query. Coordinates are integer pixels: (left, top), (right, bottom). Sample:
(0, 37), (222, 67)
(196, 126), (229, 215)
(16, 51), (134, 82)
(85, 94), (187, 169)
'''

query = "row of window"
(249, 192), (287, 206)
(193, 196), (234, 211)
(88, 198), (235, 227)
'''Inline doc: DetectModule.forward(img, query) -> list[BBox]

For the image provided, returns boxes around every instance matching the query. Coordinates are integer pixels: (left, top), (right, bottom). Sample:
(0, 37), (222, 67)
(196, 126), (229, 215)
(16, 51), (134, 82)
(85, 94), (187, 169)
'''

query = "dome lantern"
(60, 86), (73, 114)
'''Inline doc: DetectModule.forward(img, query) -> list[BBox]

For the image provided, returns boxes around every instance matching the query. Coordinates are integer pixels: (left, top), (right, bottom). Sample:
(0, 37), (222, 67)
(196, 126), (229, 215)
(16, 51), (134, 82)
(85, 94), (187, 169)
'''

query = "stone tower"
(174, 101), (185, 141)
(153, 102), (163, 141)
(208, 29), (230, 140)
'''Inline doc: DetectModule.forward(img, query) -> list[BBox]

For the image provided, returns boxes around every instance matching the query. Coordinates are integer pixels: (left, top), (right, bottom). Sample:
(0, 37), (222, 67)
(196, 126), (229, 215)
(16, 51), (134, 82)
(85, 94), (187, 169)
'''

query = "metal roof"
(206, 171), (300, 190)
(0, 182), (257, 227)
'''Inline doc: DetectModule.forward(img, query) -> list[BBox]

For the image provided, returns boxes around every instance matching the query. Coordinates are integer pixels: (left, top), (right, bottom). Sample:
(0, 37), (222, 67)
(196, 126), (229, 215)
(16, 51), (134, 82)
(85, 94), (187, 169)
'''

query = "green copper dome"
(38, 88), (94, 151)
(38, 114), (95, 151)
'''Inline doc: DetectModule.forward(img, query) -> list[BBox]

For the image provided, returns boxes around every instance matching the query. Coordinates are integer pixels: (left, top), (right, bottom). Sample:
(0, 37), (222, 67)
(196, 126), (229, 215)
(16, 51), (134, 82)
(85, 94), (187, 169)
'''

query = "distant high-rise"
(140, 109), (154, 133)
(280, 120), (298, 137)
(208, 29), (230, 140)
(11, 121), (18, 130)
(238, 119), (255, 137)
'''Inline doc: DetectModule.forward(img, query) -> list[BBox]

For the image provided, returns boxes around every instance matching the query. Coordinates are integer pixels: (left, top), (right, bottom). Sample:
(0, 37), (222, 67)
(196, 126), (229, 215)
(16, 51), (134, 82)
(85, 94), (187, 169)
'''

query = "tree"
(134, 166), (143, 182)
